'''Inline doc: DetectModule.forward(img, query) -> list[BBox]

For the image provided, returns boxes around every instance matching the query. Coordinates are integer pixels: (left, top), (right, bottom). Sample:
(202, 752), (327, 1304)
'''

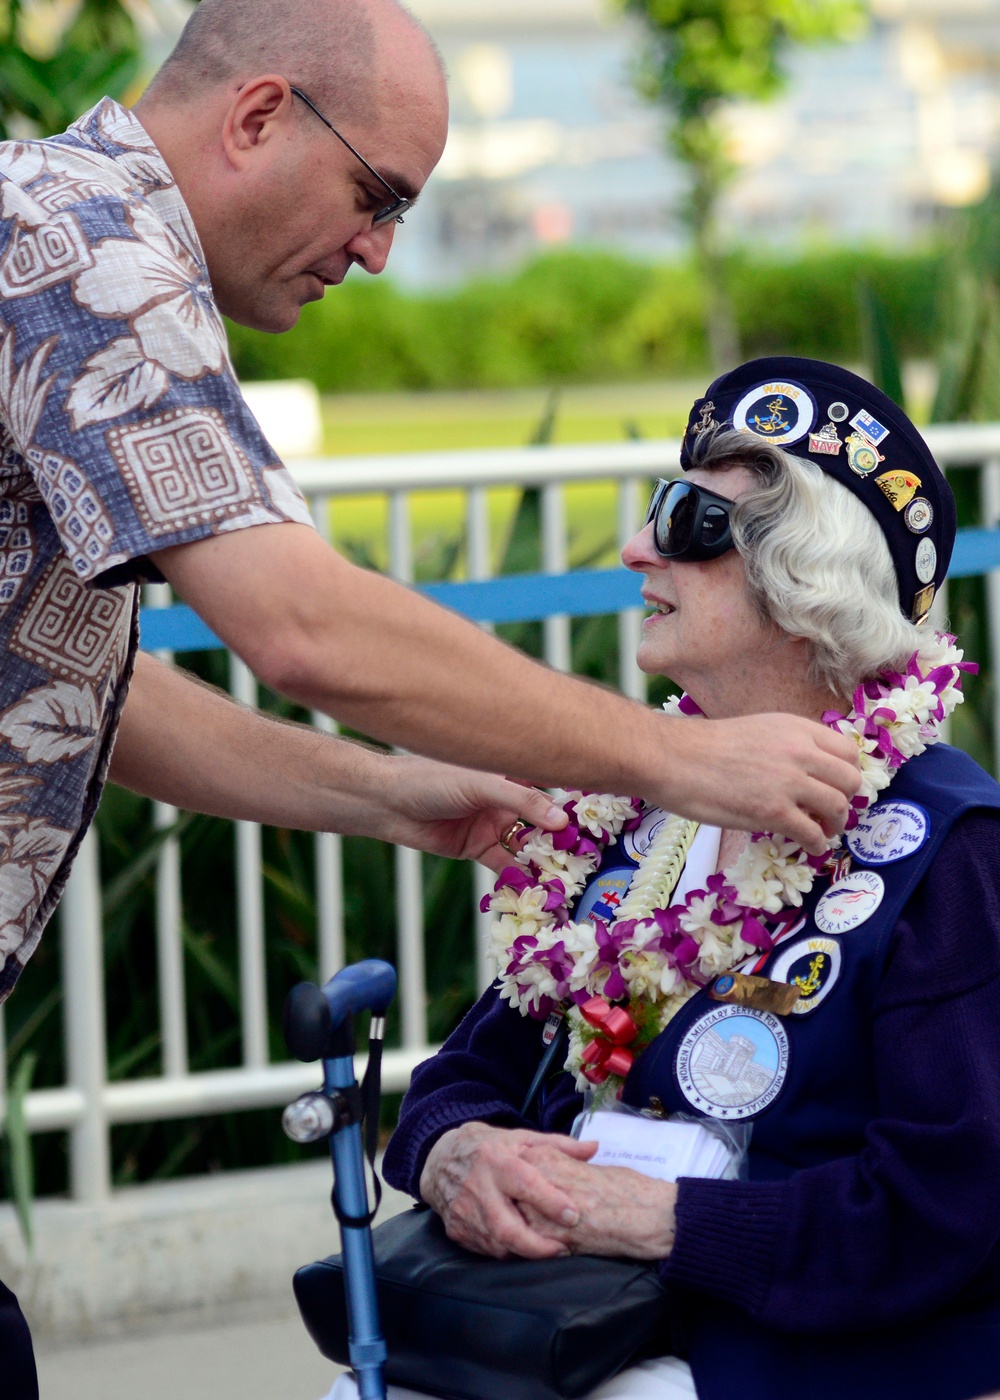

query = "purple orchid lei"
(484, 632), (975, 1097)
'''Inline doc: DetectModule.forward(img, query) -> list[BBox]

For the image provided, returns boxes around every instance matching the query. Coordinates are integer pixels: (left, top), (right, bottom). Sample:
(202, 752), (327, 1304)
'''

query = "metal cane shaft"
(325, 1053), (386, 1400)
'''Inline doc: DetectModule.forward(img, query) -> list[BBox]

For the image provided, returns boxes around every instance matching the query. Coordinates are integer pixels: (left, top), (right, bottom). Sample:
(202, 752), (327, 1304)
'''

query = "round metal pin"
(915, 537), (937, 584)
(904, 497), (933, 534)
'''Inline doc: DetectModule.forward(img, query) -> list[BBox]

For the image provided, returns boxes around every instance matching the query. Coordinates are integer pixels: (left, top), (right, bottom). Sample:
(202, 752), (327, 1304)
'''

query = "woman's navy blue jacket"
(383, 744), (1000, 1400)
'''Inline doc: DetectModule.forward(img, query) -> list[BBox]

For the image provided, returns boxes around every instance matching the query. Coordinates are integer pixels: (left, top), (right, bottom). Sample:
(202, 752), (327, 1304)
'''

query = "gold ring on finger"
(500, 820), (529, 854)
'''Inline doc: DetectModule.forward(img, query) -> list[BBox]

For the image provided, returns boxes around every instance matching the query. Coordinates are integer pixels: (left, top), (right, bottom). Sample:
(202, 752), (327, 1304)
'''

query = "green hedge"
(226, 246), (946, 392)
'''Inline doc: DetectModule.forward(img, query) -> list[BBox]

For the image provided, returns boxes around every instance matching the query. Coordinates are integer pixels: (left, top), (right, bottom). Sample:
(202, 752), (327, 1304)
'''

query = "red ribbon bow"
(578, 996), (638, 1084)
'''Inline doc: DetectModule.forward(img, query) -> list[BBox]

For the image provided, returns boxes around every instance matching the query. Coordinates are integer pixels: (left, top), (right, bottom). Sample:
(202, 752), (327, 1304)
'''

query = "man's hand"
(375, 759), (564, 870)
(420, 1122), (597, 1260)
(658, 712), (859, 855)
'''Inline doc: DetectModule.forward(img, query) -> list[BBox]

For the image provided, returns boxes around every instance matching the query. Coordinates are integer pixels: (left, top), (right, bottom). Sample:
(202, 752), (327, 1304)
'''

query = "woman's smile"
(642, 594), (677, 625)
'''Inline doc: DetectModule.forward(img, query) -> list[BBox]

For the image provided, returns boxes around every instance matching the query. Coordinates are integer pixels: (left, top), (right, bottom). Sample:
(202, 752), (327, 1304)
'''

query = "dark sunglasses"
(643, 478), (735, 561)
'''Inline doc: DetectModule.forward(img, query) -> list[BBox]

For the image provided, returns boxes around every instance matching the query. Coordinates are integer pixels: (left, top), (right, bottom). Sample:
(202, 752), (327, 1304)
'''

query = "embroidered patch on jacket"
(770, 937), (842, 1014)
(814, 870), (885, 934)
(674, 1004), (789, 1120)
(574, 867), (634, 923)
(622, 804), (670, 861)
(845, 800), (929, 866)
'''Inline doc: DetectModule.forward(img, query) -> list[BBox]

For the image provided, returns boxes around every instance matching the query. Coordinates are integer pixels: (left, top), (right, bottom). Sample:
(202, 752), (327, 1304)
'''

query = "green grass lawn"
(321, 380), (700, 456)
(319, 381), (694, 575)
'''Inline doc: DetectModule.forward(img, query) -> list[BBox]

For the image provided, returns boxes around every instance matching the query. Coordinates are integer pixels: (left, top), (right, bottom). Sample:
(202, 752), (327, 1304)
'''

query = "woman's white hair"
(688, 427), (925, 696)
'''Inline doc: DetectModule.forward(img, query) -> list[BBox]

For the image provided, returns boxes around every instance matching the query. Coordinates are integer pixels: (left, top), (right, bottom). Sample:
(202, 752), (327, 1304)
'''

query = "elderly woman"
(332, 358), (1000, 1400)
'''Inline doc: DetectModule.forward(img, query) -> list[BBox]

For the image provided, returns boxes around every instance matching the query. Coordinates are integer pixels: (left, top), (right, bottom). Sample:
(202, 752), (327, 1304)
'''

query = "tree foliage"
(618, 0), (867, 368)
(226, 246), (944, 394)
(0, 0), (141, 139)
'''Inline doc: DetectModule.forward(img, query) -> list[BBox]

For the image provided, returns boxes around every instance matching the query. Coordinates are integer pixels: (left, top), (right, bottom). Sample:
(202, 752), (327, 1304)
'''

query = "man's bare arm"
(149, 524), (859, 853)
(109, 653), (569, 870)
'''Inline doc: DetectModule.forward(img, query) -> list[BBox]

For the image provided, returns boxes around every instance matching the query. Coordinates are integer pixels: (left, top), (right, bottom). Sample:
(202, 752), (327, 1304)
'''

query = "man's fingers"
(803, 729), (862, 799)
(792, 775), (851, 845)
(656, 711), (862, 843)
(812, 722), (862, 771)
(765, 804), (831, 857)
(500, 784), (568, 833)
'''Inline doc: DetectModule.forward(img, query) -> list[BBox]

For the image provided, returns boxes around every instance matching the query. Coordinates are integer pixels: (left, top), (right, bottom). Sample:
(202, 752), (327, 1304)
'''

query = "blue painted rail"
(139, 528), (1000, 654)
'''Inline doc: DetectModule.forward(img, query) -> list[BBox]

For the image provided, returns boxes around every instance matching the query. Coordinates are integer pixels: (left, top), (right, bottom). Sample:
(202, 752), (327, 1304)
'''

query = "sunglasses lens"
(643, 481), (666, 529)
(701, 504), (730, 548)
(654, 482), (696, 556)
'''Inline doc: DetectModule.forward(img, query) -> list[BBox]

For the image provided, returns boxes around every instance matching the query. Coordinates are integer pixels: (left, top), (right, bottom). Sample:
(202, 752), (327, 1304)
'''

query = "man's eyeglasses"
(290, 86), (411, 228)
(643, 478), (735, 561)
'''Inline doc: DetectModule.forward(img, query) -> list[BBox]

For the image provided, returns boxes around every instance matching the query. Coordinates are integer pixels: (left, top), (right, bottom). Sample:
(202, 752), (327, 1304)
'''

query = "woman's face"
(622, 466), (790, 718)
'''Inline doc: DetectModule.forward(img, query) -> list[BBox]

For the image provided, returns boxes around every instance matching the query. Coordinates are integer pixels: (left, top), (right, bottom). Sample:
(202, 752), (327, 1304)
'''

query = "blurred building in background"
(132, 0), (1000, 284)
(392, 0), (1000, 284)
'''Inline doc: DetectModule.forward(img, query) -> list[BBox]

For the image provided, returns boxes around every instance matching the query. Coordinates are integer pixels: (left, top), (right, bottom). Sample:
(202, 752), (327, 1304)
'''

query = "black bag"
(293, 1020), (666, 1399)
(293, 1205), (666, 1400)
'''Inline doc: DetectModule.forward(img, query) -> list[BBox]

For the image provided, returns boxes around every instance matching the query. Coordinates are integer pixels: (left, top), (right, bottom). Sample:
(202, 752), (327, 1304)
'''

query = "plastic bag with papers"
(571, 1098), (750, 1182)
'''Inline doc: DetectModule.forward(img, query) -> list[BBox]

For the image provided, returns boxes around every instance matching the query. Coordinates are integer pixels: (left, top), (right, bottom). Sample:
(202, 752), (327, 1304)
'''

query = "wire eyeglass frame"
(289, 86), (410, 228)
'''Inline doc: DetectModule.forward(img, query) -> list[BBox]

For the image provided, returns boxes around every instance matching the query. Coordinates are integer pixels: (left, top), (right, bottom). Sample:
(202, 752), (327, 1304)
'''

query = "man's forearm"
(152, 527), (661, 794)
(110, 652), (393, 833)
(111, 654), (571, 867)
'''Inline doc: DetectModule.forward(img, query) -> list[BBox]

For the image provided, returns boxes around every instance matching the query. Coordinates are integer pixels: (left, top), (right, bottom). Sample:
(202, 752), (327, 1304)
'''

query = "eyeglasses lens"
(372, 199), (410, 228)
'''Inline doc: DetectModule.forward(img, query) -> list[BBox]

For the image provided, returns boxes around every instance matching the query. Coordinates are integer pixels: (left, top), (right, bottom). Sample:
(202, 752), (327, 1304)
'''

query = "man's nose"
(345, 220), (396, 275)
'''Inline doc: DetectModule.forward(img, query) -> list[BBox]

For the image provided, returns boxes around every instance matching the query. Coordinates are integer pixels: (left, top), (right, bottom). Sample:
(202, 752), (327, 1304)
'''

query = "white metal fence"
(8, 427), (1000, 1202)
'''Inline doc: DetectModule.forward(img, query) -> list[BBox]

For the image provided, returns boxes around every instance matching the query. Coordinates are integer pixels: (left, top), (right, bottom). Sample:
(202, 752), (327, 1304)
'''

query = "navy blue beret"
(679, 356), (956, 624)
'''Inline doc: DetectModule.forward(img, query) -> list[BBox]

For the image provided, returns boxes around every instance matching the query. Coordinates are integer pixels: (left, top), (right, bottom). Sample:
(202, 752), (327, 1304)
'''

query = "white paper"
(578, 1110), (738, 1183)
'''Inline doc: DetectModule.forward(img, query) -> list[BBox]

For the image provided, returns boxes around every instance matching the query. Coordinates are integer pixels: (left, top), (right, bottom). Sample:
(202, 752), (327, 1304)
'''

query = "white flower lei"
(484, 632), (976, 1101)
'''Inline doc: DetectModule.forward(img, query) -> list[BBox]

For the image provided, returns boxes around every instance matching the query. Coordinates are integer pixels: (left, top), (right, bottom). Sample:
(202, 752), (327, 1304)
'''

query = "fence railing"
(10, 427), (1000, 1202)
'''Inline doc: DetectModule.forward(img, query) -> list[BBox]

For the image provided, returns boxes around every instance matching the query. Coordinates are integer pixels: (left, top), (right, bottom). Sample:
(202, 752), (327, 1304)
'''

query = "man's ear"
(221, 75), (294, 168)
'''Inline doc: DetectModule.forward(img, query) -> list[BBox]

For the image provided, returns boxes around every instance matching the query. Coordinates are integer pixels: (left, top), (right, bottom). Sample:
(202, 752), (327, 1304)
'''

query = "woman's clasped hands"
(420, 1121), (677, 1262)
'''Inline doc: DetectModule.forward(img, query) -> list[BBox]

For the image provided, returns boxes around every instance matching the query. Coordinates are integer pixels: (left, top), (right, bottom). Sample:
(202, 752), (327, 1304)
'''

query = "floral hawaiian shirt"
(0, 98), (315, 1001)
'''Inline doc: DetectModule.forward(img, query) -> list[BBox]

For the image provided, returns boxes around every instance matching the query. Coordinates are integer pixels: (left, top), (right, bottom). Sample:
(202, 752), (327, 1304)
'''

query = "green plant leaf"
(100, 809), (193, 922)
(856, 280), (906, 410)
(182, 923), (241, 1011)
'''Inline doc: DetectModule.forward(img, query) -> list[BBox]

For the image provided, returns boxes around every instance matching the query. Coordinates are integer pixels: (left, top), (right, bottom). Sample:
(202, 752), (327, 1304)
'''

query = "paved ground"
(35, 1307), (345, 1400)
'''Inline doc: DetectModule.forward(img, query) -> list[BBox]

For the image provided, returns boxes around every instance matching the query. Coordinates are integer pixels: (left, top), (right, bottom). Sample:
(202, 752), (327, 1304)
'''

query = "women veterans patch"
(814, 870), (885, 934)
(771, 937), (842, 1014)
(675, 1004), (789, 1120)
(845, 800), (929, 866)
(732, 380), (815, 447)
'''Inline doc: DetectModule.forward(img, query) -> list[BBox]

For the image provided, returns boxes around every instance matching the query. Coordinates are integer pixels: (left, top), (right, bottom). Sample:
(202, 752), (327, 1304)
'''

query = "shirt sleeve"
(0, 169), (314, 588)
(662, 810), (1000, 1332)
